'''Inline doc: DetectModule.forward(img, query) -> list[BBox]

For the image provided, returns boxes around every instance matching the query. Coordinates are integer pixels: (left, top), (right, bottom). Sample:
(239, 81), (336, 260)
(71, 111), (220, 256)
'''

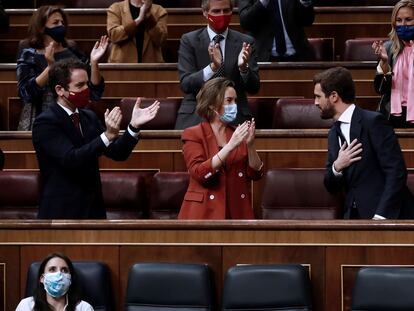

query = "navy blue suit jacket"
(32, 104), (138, 219)
(324, 106), (414, 219)
(239, 0), (315, 61)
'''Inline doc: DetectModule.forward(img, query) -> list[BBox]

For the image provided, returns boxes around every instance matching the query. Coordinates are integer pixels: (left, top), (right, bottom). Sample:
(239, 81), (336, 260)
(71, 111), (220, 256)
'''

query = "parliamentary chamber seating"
(351, 267), (414, 311)
(0, 1), (407, 220)
(10, 169), (414, 220)
(3, 3), (414, 311)
(222, 264), (313, 311)
(25, 261), (114, 311)
(125, 262), (215, 311)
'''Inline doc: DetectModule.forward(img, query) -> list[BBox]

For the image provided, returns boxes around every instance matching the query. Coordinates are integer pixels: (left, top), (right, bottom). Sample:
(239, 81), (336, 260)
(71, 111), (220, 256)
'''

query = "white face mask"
(43, 271), (71, 298)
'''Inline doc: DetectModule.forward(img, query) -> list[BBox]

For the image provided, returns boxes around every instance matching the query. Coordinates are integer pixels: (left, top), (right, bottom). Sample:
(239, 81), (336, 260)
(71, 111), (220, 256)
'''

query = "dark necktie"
(334, 121), (346, 147)
(273, 0), (287, 56)
(212, 34), (225, 78)
(71, 112), (82, 136)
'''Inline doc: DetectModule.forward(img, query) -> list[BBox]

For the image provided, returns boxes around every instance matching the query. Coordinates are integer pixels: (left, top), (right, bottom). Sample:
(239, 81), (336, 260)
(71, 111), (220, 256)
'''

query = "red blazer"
(178, 122), (264, 219)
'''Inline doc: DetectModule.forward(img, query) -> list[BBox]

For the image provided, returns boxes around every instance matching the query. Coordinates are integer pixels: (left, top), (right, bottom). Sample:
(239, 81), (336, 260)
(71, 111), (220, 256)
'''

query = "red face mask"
(207, 14), (232, 33)
(66, 88), (90, 109)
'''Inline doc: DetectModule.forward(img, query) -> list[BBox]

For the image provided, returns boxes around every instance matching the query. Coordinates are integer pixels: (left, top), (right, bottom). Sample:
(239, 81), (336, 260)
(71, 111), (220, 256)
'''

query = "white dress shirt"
(202, 26), (249, 82)
(57, 102), (139, 147)
(331, 104), (385, 219)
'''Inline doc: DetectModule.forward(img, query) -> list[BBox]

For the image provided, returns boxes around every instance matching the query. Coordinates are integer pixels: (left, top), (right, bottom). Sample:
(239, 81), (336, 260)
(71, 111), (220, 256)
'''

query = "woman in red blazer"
(179, 77), (264, 219)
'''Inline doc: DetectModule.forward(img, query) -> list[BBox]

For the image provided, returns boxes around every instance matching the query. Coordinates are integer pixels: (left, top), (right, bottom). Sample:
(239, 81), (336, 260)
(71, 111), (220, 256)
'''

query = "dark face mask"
(396, 25), (414, 42)
(44, 25), (66, 43)
(65, 88), (91, 109)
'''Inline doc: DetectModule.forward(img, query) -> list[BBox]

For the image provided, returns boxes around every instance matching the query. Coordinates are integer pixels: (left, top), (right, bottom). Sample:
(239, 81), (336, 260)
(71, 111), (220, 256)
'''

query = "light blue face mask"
(43, 271), (71, 298)
(219, 103), (237, 123)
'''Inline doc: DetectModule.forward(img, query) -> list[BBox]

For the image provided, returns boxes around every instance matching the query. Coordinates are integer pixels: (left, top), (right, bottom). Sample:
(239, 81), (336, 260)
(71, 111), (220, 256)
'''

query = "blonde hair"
(196, 77), (235, 122)
(389, 0), (414, 59)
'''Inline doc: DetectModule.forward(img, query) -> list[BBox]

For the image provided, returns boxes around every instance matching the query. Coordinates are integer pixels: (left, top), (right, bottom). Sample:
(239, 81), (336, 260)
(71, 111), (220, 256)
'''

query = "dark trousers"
(269, 54), (299, 62)
(389, 106), (414, 128)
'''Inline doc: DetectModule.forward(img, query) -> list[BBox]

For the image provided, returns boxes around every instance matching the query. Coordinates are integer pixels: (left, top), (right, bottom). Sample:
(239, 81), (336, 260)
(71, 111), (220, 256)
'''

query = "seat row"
(8, 97), (334, 131)
(3, 169), (414, 219)
(5, 0), (400, 8)
(0, 36), (387, 63)
(23, 261), (312, 310)
(23, 260), (414, 311)
(97, 97), (335, 130)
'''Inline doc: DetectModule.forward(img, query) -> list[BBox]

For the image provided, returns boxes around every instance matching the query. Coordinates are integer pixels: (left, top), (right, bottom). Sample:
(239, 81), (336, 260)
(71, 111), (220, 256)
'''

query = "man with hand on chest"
(314, 66), (414, 219)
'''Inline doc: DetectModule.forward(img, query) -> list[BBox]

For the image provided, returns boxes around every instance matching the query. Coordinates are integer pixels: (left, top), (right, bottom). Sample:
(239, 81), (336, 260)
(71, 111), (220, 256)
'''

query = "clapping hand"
(104, 106), (122, 141)
(208, 41), (223, 71)
(245, 118), (256, 147)
(90, 35), (109, 64)
(142, 0), (153, 16)
(238, 42), (251, 72)
(228, 121), (250, 150)
(130, 98), (160, 128)
(45, 41), (56, 66)
(372, 40), (388, 62)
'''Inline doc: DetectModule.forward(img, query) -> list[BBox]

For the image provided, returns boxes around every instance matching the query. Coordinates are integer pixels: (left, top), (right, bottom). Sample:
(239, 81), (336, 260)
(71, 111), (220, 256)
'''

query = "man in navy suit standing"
(314, 66), (414, 219)
(239, 0), (314, 62)
(32, 59), (160, 219)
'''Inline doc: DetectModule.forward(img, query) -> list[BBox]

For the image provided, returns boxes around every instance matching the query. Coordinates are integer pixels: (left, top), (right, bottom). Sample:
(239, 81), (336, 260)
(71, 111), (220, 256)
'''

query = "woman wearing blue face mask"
(178, 77), (264, 219)
(373, 0), (414, 128)
(15, 252), (93, 311)
(16, 6), (108, 131)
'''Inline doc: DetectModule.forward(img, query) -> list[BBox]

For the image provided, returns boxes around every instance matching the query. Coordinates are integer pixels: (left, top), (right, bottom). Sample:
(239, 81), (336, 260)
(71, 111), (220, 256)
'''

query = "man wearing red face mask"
(32, 59), (160, 219)
(175, 0), (260, 130)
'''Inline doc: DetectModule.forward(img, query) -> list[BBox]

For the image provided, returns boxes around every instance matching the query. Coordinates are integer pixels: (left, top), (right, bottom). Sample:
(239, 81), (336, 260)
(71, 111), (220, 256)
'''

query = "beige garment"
(107, 0), (167, 63)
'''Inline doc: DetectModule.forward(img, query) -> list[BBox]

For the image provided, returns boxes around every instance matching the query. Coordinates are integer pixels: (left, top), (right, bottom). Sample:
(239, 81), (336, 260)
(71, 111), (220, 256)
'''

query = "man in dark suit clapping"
(175, 0), (260, 130)
(32, 59), (160, 219)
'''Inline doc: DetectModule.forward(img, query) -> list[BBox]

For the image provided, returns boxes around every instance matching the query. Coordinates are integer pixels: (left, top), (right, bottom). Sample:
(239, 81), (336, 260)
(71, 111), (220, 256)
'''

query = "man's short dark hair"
(313, 67), (355, 104)
(49, 59), (89, 98)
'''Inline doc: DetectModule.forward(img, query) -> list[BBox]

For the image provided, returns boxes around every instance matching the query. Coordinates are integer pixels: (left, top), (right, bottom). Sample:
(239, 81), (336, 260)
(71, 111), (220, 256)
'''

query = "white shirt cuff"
(373, 214), (386, 220)
(260, 0), (270, 7)
(100, 133), (111, 147)
(300, 0), (312, 7)
(332, 163), (343, 177)
(127, 126), (140, 139)
(203, 65), (215, 81)
(376, 62), (391, 74)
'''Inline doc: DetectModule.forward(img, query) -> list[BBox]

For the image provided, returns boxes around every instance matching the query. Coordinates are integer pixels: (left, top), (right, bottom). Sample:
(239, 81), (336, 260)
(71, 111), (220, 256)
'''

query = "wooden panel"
(0, 246), (19, 311)
(326, 246), (414, 311)
(1, 130), (414, 171)
(2, 7), (395, 61)
(0, 62), (378, 130)
(3, 221), (414, 310)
